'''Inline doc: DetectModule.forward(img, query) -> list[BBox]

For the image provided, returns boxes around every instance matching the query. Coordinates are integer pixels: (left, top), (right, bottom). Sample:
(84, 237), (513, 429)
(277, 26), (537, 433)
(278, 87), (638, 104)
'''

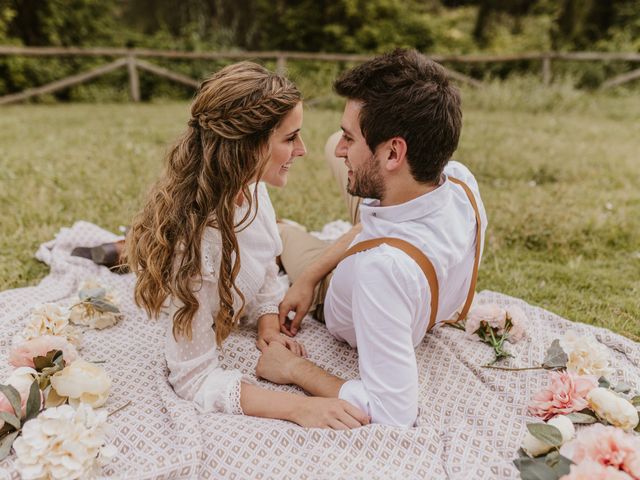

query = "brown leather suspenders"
(339, 176), (482, 332)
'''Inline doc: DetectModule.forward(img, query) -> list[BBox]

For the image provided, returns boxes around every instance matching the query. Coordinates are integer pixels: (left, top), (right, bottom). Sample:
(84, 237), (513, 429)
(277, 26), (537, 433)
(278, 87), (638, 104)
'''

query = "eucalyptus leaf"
(566, 412), (598, 424)
(631, 396), (640, 407)
(546, 453), (573, 476)
(88, 298), (120, 313)
(0, 384), (22, 418)
(542, 339), (567, 370)
(513, 457), (558, 480)
(0, 430), (20, 461)
(0, 411), (20, 430)
(527, 423), (563, 447)
(598, 377), (611, 389)
(25, 380), (41, 421)
(79, 287), (106, 300)
(613, 383), (632, 394)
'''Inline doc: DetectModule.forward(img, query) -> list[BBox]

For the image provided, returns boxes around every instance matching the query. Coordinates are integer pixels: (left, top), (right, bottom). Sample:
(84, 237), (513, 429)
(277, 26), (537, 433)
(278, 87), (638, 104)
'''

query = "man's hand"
(291, 397), (370, 429)
(256, 342), (304, 384)
(279, 277), (316, 337)
(256, 329), (307, 357)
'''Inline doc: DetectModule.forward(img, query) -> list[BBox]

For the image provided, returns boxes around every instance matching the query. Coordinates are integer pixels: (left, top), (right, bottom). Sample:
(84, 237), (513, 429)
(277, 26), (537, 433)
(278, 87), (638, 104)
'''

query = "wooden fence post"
(276, 55), (287, 76)
(542, 54), (552, 86)
(127, 54), (140, 102)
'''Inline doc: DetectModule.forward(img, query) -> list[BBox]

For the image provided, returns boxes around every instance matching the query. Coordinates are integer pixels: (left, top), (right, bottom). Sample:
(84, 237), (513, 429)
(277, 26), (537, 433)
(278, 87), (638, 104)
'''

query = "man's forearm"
(298, 224), (362, 285)
(289, 357), (346, 397)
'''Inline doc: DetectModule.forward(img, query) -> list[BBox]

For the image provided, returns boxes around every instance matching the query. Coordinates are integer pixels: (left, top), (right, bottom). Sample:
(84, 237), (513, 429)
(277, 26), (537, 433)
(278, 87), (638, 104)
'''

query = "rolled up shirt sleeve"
(338, 248), (423, 427)
(245, 261), (286, 322)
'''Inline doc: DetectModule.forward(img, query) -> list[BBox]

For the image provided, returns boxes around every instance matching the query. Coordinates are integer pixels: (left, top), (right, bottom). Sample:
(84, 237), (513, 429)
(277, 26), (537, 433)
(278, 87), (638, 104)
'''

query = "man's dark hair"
(334, 49), (462, 183)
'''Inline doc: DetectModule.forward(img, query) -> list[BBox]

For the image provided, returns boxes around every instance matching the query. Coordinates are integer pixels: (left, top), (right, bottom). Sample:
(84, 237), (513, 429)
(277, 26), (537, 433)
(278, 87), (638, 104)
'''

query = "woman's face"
(262, 102), (306, 188)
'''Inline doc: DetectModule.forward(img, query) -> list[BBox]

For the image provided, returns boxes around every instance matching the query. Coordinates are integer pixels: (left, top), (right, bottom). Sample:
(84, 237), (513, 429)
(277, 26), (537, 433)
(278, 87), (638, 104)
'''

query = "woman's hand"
(279, 277), (316, 337)
(291, 396), (370, 430)
(256, 329), (307, 357)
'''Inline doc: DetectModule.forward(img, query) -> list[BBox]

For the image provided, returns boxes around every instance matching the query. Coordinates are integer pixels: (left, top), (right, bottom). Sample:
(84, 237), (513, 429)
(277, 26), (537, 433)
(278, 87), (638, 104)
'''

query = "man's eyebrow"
(340, 126), (353, 136)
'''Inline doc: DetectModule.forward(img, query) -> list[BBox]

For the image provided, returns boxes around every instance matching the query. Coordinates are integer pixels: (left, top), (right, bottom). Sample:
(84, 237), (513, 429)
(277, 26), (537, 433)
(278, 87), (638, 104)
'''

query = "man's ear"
(382, 137), (408, 172)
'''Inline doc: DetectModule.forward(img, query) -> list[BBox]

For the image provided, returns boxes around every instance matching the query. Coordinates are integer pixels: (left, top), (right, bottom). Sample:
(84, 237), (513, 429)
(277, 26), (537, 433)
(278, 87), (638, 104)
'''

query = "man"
(256, 49), (487, 427)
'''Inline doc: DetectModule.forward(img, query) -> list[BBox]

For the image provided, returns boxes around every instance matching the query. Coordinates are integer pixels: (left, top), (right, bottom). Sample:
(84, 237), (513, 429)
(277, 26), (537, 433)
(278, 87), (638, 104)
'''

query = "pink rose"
(505, 305), (527, 343)
(528, 371), (598, 420)
(562, 424), (640, 479)
(465, 304), (507, 335)
(560, 459), (633, 480)
(9, 335), (79, 368)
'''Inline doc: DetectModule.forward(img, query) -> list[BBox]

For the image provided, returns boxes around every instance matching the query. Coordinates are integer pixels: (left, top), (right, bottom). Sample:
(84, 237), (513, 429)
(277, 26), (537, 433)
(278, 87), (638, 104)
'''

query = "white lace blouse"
(165, 183), (285, 414)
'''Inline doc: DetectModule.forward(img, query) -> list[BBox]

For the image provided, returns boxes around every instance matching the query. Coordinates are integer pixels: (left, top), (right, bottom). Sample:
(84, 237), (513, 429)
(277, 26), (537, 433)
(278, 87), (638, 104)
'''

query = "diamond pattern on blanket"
(0, 221), (638, 479)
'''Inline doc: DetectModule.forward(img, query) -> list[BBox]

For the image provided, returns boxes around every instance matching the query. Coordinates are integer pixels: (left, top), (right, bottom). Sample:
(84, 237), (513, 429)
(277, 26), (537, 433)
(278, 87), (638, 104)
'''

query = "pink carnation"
(528, 371), (598, 420)
(505, 305), (527, 343)
(560, 459), (633, 480)
(465, 304), (507, 335)
(563, 424), (640, 479)
(9, 335), (78, 368)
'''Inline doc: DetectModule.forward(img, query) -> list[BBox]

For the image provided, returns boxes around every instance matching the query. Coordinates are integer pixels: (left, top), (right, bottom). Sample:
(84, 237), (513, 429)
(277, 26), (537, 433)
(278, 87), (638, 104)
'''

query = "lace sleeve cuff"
(254, 304), (279, 319)
(192, 369), (256, 415)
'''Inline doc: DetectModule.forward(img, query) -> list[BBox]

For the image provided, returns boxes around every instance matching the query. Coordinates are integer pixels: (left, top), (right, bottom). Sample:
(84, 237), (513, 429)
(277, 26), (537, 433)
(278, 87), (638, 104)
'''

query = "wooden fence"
(0, 46), (639, 105)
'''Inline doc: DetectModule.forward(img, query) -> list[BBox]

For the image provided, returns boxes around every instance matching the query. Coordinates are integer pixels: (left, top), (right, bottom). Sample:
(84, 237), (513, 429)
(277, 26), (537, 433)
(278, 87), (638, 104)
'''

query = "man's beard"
(347, 155), (385, 200)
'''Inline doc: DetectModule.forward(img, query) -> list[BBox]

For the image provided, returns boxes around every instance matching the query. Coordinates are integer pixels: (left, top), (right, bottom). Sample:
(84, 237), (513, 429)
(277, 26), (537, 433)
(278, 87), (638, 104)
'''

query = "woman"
(126, 62), (368, 429)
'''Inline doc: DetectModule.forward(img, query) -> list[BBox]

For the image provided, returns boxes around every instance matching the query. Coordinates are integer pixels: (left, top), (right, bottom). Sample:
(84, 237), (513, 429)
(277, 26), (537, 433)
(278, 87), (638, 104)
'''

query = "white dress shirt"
(165, 183), (285, 414)
(323, 161), (487, 427)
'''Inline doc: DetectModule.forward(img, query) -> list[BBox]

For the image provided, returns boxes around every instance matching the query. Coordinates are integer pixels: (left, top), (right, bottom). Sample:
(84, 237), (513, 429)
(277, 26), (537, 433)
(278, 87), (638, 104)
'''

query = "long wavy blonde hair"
(126, 62), (301, 345)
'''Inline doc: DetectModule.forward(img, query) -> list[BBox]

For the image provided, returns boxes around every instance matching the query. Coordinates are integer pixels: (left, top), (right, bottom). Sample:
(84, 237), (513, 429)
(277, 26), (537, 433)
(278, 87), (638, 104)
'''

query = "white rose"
(559, 330), (613, 377)
(0, 367), (40, 423)
(588, 387), (639, 431)
(50, 360), (111, 408)
(13, 404), (115, 480)
(6, 367), (39, 394)
(522, 415), (575, 457)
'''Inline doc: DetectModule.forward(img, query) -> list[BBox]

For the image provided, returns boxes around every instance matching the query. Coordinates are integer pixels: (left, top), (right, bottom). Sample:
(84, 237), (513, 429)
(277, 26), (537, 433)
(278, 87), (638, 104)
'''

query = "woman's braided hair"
(126, 62), (301, 345)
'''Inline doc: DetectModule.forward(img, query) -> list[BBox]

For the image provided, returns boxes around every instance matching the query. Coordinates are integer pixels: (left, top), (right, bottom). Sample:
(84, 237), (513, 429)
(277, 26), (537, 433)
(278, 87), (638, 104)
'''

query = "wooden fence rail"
(0, 46), (638, 105)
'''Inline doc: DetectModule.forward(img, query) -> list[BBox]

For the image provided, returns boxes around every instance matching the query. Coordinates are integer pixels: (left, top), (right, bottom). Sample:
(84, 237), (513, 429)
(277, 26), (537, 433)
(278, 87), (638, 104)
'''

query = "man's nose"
(334, 136), (348, 158)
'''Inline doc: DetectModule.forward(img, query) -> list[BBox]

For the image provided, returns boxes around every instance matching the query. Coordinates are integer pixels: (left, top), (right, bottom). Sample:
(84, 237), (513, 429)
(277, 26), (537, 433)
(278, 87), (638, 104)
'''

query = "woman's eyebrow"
(285, 128), (301, 136)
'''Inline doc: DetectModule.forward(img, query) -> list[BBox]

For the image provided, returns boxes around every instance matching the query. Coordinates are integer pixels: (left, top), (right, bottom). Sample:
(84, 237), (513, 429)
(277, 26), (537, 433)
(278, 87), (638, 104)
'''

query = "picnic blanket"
(0, 221), (638, 479)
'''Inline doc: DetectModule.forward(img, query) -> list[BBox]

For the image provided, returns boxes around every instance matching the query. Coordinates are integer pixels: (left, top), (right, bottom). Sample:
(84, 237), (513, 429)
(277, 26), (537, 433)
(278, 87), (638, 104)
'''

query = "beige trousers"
(278, 132), (362, 316)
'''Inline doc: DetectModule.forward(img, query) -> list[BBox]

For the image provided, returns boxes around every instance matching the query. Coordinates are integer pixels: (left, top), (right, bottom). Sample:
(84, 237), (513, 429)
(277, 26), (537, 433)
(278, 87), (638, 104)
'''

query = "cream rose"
(587, 387), (639, 431)
(69, 280), (121, 330)
(69, 306), (119, 330)
(522, 415), (576, 457)
(560, 330), (613, 378)
(50, 360), (111, 408)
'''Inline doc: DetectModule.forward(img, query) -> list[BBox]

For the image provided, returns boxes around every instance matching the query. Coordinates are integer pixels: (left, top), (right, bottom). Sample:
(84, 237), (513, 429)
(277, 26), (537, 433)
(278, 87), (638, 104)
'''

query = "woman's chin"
(263, 173), (288, 188)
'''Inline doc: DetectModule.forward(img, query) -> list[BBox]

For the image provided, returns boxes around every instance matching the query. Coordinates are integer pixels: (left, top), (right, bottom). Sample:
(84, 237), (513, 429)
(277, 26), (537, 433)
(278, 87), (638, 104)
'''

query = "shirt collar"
(359, 174), (452, 223)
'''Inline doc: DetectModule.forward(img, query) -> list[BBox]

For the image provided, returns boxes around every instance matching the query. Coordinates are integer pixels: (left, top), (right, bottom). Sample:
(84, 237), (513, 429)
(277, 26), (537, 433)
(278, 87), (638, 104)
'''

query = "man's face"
(335, 100), (385, 200)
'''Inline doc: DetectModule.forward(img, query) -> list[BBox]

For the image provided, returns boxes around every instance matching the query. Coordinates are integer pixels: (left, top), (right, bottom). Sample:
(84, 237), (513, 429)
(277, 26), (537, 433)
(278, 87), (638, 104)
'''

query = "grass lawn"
(1, 84), (638, 340)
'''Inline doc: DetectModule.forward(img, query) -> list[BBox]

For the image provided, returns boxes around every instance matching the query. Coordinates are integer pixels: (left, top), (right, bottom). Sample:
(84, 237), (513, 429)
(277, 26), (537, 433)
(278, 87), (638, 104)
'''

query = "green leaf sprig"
(0, 379), (43, 460)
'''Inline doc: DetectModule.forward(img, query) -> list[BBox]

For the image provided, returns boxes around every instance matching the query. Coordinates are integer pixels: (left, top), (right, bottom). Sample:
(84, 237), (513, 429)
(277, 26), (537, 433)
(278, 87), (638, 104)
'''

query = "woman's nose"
(295, 137), (306, 157)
